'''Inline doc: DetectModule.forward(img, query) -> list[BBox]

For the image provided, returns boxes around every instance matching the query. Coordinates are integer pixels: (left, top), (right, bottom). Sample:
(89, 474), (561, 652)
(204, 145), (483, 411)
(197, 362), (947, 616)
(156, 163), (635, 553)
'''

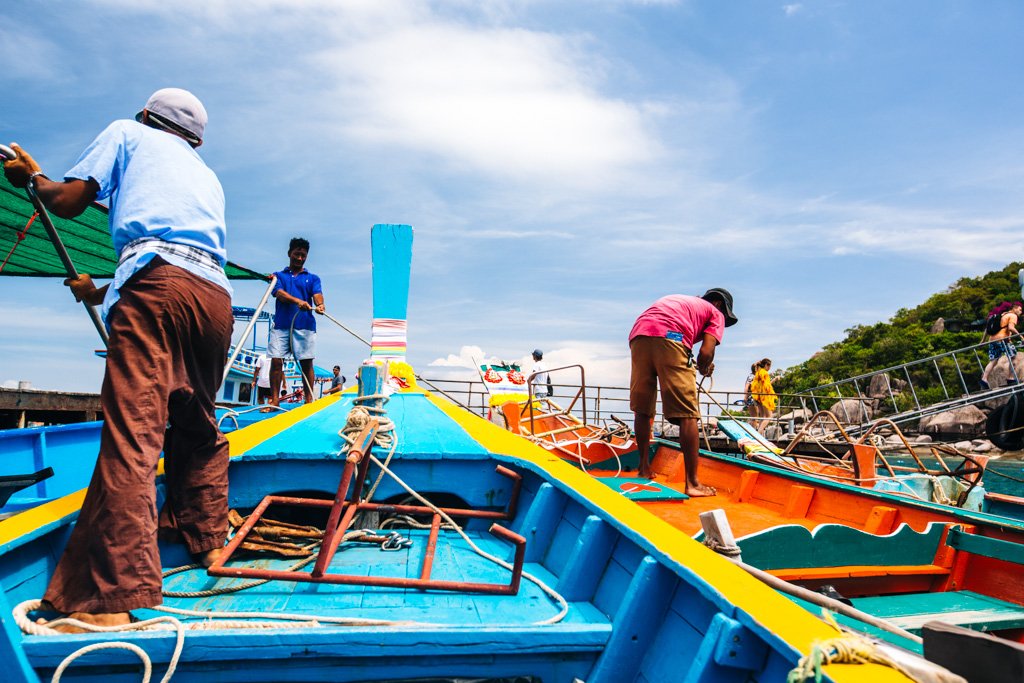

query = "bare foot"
(685, 483), (717, 497)
(40, 611), (131, 634)
(198, 547), (224, 568)
(259, 406), (275, 413)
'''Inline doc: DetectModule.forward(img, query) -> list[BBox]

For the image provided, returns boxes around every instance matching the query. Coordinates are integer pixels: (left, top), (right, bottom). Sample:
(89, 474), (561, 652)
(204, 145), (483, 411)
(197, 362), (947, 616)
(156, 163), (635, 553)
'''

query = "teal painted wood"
(786, 594), (924, 654)
(851, 590), (1024, 633)
(370, 223), (413, 321)
(737, 522), (948, 570)
(596, 477), (689, 502)
(946, 527), (1024, 565)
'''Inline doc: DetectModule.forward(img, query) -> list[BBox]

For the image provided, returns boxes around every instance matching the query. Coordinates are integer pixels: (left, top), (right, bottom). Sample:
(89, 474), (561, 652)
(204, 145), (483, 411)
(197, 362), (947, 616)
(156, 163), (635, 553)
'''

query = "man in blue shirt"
(3, 88), (232, 632)
(268, 237), (324, 406)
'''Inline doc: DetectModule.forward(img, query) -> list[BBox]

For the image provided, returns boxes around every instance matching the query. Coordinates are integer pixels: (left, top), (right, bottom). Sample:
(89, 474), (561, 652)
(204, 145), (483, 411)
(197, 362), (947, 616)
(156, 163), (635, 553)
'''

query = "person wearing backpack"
(981, 301), (1022, 389)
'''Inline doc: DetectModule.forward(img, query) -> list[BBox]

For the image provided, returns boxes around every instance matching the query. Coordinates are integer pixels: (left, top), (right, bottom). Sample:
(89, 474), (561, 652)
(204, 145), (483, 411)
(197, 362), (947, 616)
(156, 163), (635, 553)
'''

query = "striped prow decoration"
(370, 318), (408, 359)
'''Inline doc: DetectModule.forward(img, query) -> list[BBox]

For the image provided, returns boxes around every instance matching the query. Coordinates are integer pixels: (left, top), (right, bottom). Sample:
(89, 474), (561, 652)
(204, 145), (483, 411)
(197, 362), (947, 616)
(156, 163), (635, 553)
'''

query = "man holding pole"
(628, 288), (738, 493)
(267, 237), (324, 407)
(2, 88), (232, 631)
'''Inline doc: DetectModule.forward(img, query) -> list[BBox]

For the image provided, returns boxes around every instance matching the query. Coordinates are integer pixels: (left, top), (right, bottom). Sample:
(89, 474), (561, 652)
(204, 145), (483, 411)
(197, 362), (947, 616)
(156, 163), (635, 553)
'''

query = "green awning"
(0, 173), (266, 280)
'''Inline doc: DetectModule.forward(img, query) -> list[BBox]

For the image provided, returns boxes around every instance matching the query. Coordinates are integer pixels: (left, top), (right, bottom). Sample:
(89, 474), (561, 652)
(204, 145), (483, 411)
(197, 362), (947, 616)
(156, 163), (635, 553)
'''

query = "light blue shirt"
(64, 119), (231, 323)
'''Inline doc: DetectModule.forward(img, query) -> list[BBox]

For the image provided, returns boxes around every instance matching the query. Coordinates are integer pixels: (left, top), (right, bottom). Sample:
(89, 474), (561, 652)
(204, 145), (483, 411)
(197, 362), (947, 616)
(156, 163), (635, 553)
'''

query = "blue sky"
(2, 1), (1023, 396)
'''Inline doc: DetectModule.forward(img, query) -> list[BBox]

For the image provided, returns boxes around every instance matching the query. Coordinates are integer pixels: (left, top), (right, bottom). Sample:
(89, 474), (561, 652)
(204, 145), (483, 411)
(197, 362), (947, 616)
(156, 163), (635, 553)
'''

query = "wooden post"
(699, 509), (742, 563)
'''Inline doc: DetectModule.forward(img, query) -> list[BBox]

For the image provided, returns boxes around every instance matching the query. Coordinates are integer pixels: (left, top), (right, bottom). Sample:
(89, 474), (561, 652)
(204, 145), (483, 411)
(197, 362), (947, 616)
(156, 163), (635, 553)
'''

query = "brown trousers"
(45, 257), (233, 614)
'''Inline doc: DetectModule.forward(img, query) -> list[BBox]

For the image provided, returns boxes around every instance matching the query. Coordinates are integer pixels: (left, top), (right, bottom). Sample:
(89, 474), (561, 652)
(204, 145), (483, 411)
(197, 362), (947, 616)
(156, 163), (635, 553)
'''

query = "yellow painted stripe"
(425, 392), (910, 682)
(0, 396), (342, 547)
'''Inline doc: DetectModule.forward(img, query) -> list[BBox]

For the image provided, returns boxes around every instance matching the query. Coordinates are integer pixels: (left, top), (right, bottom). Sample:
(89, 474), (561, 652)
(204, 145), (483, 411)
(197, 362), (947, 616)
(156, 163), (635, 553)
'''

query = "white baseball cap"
(135, 88), (207, 145)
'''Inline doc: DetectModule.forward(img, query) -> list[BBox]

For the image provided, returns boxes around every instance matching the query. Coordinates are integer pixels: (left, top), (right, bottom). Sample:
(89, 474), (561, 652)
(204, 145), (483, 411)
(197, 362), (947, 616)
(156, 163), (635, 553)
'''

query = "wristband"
(28, 171), (47, 186)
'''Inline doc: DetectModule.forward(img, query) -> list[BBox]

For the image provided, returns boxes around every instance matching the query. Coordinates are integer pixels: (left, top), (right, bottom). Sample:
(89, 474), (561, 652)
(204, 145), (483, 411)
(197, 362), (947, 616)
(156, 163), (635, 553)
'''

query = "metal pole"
(0, 144), (109, 345)
(27, 184), (110, 346)
(223, 275), (277, 385)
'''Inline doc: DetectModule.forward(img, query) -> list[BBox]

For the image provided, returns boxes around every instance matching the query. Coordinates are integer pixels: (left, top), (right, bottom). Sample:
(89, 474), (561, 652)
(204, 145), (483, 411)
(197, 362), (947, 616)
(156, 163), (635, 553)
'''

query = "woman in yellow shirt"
(747, 358), (777, 434)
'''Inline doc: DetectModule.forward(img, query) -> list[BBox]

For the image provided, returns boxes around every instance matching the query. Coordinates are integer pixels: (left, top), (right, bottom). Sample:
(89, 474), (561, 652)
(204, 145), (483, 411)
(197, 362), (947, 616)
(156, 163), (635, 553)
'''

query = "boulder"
(954, 440), (973, 451)
(829, 398), (874, 425)
(972, 440), (994, 453)
(778, 407), (812, 423)
(982, 353), (1024, 410)
(919, 405), (987, 437)
(914, 434), (933, 444)
(930, 317), (946, 334)
(867, 373), (908, 399)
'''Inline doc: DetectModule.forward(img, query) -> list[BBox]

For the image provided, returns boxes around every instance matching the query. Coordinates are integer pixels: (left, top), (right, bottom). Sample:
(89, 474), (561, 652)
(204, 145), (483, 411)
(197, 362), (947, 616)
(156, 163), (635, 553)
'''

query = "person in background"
(324, 365), (346, 395)
(981, 301), (1022, 389)
(628, 288), (738, 492)
(743, 362), (757, 413)
(530, 349), (553, 398)
(748, 358), (777, 434)
(251, 352), (272, 404)
(2, 88), (232, 631)
(268, 237), (324, 407)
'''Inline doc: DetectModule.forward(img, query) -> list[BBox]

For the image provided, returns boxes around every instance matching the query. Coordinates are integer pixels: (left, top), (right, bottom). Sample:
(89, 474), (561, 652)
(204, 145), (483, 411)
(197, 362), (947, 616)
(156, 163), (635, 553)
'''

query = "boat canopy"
(0, 173), (266, 280)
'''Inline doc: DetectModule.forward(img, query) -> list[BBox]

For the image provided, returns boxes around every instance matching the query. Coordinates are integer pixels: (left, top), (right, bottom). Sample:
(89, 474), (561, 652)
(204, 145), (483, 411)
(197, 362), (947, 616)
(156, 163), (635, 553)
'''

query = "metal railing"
(419, 334), (1024, 450)
(789, 334), (1024, 434)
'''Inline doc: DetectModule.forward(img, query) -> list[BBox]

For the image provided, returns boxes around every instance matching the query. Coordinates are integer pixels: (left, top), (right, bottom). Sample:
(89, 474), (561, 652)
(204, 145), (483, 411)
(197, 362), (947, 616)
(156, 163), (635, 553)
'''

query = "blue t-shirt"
(272, 267), (322, 331)
(64, 119), (231, 322)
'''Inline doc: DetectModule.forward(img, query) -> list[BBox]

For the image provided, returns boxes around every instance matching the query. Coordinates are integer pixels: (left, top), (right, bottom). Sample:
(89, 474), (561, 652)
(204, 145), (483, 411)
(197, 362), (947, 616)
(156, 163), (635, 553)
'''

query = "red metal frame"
(208, 420), (527, 595)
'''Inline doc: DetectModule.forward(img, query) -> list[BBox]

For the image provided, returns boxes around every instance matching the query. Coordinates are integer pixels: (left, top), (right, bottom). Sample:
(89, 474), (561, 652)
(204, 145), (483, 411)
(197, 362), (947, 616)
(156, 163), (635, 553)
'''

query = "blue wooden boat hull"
(0, 391), (904, 682)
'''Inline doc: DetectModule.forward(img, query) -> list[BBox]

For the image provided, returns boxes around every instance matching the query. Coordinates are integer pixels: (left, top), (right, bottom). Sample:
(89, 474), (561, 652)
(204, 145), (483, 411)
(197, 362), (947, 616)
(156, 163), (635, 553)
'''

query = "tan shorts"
(629, 336), (699, 423)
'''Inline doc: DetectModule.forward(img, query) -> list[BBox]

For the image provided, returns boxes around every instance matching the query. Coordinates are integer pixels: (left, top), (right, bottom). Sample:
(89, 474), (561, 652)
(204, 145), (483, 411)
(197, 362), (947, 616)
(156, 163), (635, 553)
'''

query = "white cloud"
(783, 4), (803, 16)
(313, 23), (660, 188)
(429, 345), (490, 368)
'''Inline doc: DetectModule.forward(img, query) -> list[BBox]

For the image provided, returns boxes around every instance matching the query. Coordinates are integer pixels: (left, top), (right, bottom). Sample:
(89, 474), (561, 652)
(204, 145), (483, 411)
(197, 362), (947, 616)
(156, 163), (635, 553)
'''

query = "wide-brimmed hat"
(136, 88), (207, 145)
(702, 288), (738, 327)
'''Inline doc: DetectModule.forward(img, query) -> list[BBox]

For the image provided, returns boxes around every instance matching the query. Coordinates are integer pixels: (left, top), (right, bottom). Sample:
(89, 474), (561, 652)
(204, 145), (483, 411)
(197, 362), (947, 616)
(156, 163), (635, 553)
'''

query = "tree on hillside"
(776, 262), (1023, 395)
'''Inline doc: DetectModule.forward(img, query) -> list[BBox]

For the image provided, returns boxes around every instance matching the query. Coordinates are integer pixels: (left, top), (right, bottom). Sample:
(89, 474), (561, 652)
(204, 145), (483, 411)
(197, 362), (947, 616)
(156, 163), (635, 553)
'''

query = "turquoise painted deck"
(154, 531), (595, 627)
(596, 477), (689, 502)
(851, 591), (1024, 634)
(245, 392), (489, 459)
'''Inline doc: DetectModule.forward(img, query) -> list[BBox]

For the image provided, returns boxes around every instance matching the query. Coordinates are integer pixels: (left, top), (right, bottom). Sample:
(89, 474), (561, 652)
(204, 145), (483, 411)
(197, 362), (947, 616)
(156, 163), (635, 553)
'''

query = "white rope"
(14, 600), (185, 683)
(216, 404), (286, 430)
(53, 643), (155, 683)
(335, 393), (397, 503)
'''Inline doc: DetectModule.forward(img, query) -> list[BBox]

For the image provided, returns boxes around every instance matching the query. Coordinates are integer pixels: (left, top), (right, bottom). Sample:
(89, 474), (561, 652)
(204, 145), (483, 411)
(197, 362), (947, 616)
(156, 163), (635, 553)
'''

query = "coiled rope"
(786, 612), (921, 683)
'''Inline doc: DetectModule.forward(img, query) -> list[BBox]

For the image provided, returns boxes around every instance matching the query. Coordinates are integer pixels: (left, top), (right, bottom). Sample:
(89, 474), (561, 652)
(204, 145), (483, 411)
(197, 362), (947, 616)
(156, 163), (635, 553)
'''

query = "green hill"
(776, 262), (1024, 394)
